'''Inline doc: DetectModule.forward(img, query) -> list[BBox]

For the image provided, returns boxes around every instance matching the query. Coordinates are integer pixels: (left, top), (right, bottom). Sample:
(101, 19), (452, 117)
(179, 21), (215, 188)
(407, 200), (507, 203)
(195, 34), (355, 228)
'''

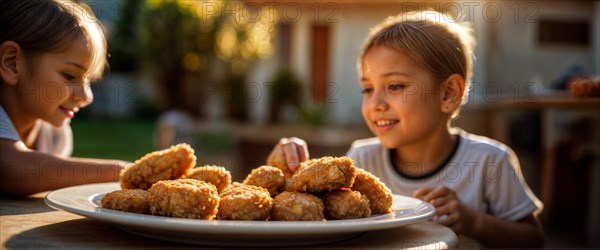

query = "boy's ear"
(0, 41), (22, 86)
(440, 74), (465, 113)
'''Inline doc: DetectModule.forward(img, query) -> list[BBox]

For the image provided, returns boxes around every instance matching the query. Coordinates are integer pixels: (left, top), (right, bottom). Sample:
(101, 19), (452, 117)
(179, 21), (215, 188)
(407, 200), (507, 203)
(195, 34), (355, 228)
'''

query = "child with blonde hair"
(268, 10), (544, 248)
(0, 0), (127, 196)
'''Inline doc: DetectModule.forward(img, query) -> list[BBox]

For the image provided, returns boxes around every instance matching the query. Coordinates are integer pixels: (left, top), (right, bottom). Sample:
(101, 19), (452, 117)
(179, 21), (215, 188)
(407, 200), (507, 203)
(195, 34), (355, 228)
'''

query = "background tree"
(131, 0), (275, 120)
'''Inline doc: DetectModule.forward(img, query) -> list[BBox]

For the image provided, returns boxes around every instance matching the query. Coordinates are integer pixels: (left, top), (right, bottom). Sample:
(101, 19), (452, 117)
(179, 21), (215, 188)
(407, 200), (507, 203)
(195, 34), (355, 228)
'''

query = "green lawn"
(70, 119), (155, 162)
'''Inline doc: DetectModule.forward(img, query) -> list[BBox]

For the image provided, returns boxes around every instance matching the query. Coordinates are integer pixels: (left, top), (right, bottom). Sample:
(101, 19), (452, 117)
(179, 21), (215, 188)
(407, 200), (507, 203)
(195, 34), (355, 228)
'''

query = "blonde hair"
(0, 0), (107, 81)
(359, 10), (476, 109)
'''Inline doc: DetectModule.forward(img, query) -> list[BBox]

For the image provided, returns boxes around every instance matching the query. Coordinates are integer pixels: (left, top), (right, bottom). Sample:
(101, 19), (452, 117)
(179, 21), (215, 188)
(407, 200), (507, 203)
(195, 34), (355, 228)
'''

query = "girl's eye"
(61, 73), (75, 81)
(360, 87), (373, 94)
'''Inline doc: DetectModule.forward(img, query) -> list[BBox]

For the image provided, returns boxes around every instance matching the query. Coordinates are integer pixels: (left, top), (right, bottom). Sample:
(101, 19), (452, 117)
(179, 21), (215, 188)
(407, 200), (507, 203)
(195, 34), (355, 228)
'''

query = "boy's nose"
(71, 83), (93, 108)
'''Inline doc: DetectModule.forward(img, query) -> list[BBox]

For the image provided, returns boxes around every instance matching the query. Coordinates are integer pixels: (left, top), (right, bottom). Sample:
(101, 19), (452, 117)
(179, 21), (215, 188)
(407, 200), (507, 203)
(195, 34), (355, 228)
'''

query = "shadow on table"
(5, 218), (355, 249)
(0, 196), (55, 216)
(4, 218), (194, 250)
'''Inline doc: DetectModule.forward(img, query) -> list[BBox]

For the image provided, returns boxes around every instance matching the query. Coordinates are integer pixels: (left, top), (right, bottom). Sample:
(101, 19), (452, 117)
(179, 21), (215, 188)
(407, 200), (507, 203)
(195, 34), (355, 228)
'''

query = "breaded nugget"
(221, 181), (243, 193)
(265, 161), (295, 177)
(352, 168), (393, 214)
(322, 190), (371, 219)
(291, 156), (357, 192)
(243, 165), (285, 196)
(186, 165), (231, 193)
(120, 144), (196, 190)
(148, 179), (219, 219)
(100, 189), (150, 214)
(273, 164), (295, 193)
(271, 191), (324, 221)
(275, 168), (295, 193)
(281, 177), (294, 193)
(217, 185), (272, 220)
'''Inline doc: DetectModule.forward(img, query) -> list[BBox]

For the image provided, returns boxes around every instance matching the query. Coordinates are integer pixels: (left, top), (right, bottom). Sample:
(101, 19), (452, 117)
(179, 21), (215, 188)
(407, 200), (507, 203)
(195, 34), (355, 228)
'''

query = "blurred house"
(243, 0), (599, 127)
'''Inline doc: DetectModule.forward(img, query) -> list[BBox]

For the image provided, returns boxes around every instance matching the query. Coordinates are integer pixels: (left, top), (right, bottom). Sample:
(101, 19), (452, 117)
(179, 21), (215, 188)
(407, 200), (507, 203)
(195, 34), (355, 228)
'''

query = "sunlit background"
(72, 1), (598, 247)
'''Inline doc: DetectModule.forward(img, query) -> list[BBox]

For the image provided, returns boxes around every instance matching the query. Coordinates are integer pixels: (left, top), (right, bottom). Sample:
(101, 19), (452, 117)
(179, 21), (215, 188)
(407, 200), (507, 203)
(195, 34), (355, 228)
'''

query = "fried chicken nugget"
(243, 165), (285, 196)
(266, 162), (296, 193)
(352, 168), (393, 214)
(271, 191), (324, 221)
(322, 190), (371, 219)
(217, 185), (272, 220)
(281, 177), (294, 193)
(278, 169), (295, 193)
(291, 156), (357, 192)
(186, 165), (231, 193)
(148, 179), (219, 219)
(100, 189), (150, 214)
(265, 160), (295, 176)
(120, 144), (196, 190)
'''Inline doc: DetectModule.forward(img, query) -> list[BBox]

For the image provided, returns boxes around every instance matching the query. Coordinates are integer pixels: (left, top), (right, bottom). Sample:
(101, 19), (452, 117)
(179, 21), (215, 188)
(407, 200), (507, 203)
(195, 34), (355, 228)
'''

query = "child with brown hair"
(0, 0), (127, 196)
(267, 10), (544, 248)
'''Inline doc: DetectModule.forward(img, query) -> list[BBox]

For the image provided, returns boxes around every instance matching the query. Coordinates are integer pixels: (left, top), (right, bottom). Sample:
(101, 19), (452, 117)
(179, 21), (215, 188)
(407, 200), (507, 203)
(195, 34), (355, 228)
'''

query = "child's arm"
(414, 186), (544, 248)
(469, 211), (544, 248)
(0, 139), (127, 196)
(266, 137), (309, 171)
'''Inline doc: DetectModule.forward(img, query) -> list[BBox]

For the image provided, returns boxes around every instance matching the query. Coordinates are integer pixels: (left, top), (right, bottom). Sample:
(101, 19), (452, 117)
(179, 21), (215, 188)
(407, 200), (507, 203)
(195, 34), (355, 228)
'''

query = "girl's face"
(18, 38), (94, 127)
(360, 46), (447, 149)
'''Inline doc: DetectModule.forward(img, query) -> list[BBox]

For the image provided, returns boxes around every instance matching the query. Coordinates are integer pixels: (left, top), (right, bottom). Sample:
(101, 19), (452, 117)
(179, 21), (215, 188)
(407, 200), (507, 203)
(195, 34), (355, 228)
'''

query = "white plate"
(45, 182), (434, 247)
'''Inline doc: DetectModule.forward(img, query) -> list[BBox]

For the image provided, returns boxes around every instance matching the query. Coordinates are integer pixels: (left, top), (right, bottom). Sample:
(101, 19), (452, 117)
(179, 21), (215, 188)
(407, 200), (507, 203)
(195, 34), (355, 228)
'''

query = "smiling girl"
(267, 11), (545, 248)
(0, 0), (127, 196)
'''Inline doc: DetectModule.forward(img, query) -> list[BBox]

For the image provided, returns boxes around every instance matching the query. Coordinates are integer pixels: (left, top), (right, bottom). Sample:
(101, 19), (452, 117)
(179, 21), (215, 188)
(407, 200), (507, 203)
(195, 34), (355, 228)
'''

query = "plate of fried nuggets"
(46, 144), (435, 246)
(102, 144), (395, 221)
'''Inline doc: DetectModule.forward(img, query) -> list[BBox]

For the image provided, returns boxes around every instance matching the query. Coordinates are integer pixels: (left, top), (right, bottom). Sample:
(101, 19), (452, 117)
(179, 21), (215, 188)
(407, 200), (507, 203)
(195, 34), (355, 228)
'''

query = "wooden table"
(1, 191), (458, 249)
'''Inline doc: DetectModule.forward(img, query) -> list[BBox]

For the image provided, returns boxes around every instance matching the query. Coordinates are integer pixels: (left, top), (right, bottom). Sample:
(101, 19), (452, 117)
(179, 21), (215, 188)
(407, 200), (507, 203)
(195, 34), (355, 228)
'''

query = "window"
(538, 19), (590, 47)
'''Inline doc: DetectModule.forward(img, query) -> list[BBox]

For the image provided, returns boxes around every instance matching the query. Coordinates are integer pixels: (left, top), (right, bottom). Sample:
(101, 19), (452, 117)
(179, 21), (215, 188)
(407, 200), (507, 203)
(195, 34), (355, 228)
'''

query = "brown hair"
(0, 0), (107, 81)
(359, 10), (476, 115)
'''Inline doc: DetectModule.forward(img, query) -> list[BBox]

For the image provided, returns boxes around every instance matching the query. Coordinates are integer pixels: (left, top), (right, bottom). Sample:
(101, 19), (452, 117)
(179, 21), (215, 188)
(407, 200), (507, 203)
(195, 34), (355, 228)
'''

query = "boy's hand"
(266, 137), (309, 172)
(413, 186), (478, 235)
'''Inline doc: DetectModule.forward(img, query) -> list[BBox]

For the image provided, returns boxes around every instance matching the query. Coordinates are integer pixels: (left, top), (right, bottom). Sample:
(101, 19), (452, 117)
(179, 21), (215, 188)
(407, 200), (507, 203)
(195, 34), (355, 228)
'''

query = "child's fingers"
(439, 212), (469, 235)
(414, 186), (450, 201)
(429, 196), (449, 207)
(283, 142), (300, 169)
(266, 144), (286, 166)
(412, 186), (435, 200)
(266, 137), (309, 172)
(434, 201), (450, 216)
(422, 186), (454, 202)
(437, 212), (459, 230)
(296, 140), (309, 163)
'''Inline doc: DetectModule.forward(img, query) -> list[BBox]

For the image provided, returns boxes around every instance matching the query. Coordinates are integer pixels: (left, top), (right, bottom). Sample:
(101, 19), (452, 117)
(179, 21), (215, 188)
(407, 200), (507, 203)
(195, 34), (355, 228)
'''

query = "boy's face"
(360, 46), (447, 149)
(17, 37), (93, 127)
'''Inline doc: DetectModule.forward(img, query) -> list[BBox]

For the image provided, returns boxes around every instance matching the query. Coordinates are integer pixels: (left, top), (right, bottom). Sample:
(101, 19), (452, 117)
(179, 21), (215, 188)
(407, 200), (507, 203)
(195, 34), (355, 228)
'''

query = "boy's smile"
(373, 119), (399, 134)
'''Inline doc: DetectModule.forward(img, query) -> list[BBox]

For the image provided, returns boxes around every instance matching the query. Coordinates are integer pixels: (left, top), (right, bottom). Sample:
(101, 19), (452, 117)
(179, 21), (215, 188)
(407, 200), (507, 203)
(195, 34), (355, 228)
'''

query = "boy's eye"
(388, 83), (406, 92)
(61, 73), (75, 81)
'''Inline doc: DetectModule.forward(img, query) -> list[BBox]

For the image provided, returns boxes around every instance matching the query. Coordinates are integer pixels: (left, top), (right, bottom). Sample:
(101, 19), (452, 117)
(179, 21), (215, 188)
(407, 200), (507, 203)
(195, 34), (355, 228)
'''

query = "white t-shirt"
(0, 105), (72, 157)
(346, 128), (543, 221)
